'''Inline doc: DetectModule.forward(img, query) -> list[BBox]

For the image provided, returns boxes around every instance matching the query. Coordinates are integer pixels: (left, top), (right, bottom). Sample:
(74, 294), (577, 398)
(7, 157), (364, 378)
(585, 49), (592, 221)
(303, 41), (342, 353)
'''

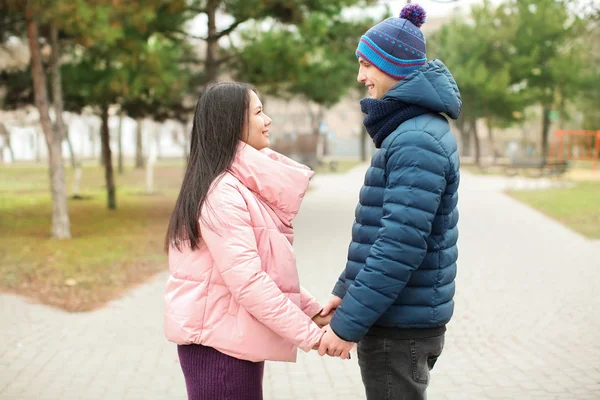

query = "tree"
(429, 0), (594, 164)
(119, 37), (194, 191)
(60, 0), (193, 209)
(575, 17), (600, 130)
(288, 13), (377, 136)
(429, 2), (555, 165)
(503, 0), (584, 161)
(180, 0), (370, 84)
(429, 16), (492, 164)
(25, 3), (71, 238)
(0, 1), (72, 238)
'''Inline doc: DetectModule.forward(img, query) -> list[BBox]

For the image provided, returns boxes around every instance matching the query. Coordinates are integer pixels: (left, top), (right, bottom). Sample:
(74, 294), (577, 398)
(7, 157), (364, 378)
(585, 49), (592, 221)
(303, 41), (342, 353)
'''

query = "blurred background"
(1, 0), (599, 399)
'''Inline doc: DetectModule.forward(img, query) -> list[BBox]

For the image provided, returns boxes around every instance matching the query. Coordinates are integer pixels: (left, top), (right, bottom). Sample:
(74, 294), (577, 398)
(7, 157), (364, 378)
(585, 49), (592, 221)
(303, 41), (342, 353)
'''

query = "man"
(318, 4), (462, 399)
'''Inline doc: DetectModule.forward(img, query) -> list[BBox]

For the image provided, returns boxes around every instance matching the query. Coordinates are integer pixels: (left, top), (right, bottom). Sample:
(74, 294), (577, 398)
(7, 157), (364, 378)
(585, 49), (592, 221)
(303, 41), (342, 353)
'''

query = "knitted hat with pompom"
(356, 4), (427, 80)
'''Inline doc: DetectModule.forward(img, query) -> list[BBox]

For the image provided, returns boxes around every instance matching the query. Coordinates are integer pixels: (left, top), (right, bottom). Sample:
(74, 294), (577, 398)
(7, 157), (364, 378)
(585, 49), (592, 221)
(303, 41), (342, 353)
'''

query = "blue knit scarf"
(360, 97), (430, 148)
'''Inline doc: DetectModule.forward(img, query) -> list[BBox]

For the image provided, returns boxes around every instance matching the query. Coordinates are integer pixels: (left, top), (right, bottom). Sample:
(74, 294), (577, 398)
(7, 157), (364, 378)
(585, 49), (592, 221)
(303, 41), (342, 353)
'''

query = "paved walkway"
(1, 166), (599, 399)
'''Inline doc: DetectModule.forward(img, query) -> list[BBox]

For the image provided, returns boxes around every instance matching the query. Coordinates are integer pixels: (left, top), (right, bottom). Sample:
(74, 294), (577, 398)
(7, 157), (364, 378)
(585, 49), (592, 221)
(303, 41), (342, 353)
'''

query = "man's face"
(357, 57), (400, 99)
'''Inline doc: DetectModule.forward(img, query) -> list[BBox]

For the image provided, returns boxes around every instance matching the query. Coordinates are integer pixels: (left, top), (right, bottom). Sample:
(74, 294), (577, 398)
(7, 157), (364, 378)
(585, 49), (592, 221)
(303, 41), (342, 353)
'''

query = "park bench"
(504, 159), (569, 178)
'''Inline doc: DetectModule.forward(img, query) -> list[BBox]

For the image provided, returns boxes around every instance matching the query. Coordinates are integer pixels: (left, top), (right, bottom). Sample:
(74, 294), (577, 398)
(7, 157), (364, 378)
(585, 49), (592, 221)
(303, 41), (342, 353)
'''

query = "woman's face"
(243, 90), (272, 151)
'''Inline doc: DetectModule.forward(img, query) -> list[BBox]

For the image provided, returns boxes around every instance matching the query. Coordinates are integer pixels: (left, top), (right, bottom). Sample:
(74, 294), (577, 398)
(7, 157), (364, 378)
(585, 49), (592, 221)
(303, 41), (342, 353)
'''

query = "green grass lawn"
(0, 161), (185, 311)
(507, 182), (600, 239)
(0, 156), (356, 311)
(462, 160), (600, 181)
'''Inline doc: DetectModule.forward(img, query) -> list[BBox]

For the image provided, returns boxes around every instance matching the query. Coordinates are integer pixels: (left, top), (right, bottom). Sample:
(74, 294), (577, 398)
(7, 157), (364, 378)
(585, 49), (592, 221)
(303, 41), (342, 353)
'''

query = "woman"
(164, 82), (330, 400)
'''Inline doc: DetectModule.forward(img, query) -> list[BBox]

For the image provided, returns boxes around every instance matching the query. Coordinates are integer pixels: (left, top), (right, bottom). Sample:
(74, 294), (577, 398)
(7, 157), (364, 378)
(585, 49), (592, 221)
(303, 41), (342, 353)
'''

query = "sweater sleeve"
(200, 182), (323, 351)
(329, 131), (448, 342)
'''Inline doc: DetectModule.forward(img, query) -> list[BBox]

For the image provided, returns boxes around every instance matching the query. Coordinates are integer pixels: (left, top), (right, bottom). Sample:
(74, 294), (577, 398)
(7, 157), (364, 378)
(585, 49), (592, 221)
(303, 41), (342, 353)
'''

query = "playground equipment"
(549, 130), (600, 170)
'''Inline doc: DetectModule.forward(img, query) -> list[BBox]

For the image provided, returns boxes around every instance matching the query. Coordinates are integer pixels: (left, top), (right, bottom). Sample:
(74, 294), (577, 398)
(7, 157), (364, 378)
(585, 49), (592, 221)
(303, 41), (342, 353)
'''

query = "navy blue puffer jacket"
(329, 60), (461, 343)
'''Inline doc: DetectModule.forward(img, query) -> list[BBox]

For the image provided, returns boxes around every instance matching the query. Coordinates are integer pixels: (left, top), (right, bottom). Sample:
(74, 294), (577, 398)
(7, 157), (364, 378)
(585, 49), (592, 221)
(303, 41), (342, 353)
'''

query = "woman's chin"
(260, 138), (270, 150)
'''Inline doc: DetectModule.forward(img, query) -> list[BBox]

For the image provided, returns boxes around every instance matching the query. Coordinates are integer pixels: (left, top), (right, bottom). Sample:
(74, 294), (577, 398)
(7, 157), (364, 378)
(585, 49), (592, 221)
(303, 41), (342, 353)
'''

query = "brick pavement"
(1, 166), (599, 399)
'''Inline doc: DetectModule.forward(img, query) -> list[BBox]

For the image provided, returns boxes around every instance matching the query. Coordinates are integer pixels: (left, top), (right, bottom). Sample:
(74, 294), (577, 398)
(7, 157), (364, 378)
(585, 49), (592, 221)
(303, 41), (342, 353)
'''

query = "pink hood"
(164, 143), (323, 362)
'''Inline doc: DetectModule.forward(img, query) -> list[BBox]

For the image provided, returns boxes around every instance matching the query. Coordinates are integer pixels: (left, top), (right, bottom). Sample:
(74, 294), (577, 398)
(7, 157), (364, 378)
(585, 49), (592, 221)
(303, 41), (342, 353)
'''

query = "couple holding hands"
(164, 4), (461, 400)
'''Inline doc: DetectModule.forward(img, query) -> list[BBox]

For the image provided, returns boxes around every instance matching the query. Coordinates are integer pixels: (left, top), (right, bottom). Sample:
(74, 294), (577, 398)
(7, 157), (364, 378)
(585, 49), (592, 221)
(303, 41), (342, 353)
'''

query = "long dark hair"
(165, 81), (254, 252)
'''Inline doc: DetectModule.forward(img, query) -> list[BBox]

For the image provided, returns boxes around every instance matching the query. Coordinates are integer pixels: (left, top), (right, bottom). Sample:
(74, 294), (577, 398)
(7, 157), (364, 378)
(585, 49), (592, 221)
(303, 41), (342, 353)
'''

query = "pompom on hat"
(356, 3), (428, 80)
(400, 4), (427, 27)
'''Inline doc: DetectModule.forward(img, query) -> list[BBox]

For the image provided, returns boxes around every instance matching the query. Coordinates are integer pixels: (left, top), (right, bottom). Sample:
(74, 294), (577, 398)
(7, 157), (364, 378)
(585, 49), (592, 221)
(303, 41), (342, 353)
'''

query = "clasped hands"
(311, 296), (354, 360)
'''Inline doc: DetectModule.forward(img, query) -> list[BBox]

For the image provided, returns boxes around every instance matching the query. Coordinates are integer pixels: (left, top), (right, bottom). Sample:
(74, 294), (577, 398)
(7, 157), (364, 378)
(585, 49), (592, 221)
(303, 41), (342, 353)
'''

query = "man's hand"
(318, 325), (354, 360)
(320, 295), (342, 317)
(312, 312), (333, 328)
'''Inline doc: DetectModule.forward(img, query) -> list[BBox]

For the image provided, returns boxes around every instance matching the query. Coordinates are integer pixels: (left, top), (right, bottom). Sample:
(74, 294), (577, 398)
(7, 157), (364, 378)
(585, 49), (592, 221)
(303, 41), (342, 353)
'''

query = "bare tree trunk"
(205, 0), (219, 83)
(50, 23), (83, 197)
(99, 137), (106, 166)
(360, 124), (368, 162)
(470, 119), (481, 166)
(35, 127), (41, 162)
(0, 122), (15, 162)
(146, 122), (158, 194)
(71, 165), (83, 198)
(118, 111), (124, 174)
(100, 104), (116, 209)
(486, 116), (497, 164)
(155, 122), (162, 160)
(135, 117), (144, 168)
(26, 6), (71, 238)
(456, 115), (471, 157)
(63, 125), (78, 168)
(68, 122), (83, 198)
(541, 105), (552, 163)
(49, 23), (69, 161)
(464, 125), (473, 158)
(99, 116), (105, 166)
(88, 119), (96, 162)
(50, 33), (77, 170)
(308, 105), (324, 136)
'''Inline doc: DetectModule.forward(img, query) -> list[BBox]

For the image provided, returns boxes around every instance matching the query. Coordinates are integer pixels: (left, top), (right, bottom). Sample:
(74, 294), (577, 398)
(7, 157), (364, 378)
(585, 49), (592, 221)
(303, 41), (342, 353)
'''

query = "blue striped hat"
(356, 4), (427, 80)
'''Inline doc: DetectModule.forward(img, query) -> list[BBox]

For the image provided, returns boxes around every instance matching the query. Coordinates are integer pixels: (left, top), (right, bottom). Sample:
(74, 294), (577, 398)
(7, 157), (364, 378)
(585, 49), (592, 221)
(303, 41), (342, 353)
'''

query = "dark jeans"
(357, 332), (445, 400)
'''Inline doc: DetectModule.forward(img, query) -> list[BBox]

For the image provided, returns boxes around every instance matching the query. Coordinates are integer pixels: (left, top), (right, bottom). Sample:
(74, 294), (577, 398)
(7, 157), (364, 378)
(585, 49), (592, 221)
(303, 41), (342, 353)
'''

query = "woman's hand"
(312, 311), (333, 328)
(312, 326), (328, 350)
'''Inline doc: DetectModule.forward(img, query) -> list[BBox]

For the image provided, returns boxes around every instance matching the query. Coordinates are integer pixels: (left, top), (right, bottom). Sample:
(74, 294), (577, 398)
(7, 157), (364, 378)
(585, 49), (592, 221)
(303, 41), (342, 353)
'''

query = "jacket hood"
(382, 59), (462, 119)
